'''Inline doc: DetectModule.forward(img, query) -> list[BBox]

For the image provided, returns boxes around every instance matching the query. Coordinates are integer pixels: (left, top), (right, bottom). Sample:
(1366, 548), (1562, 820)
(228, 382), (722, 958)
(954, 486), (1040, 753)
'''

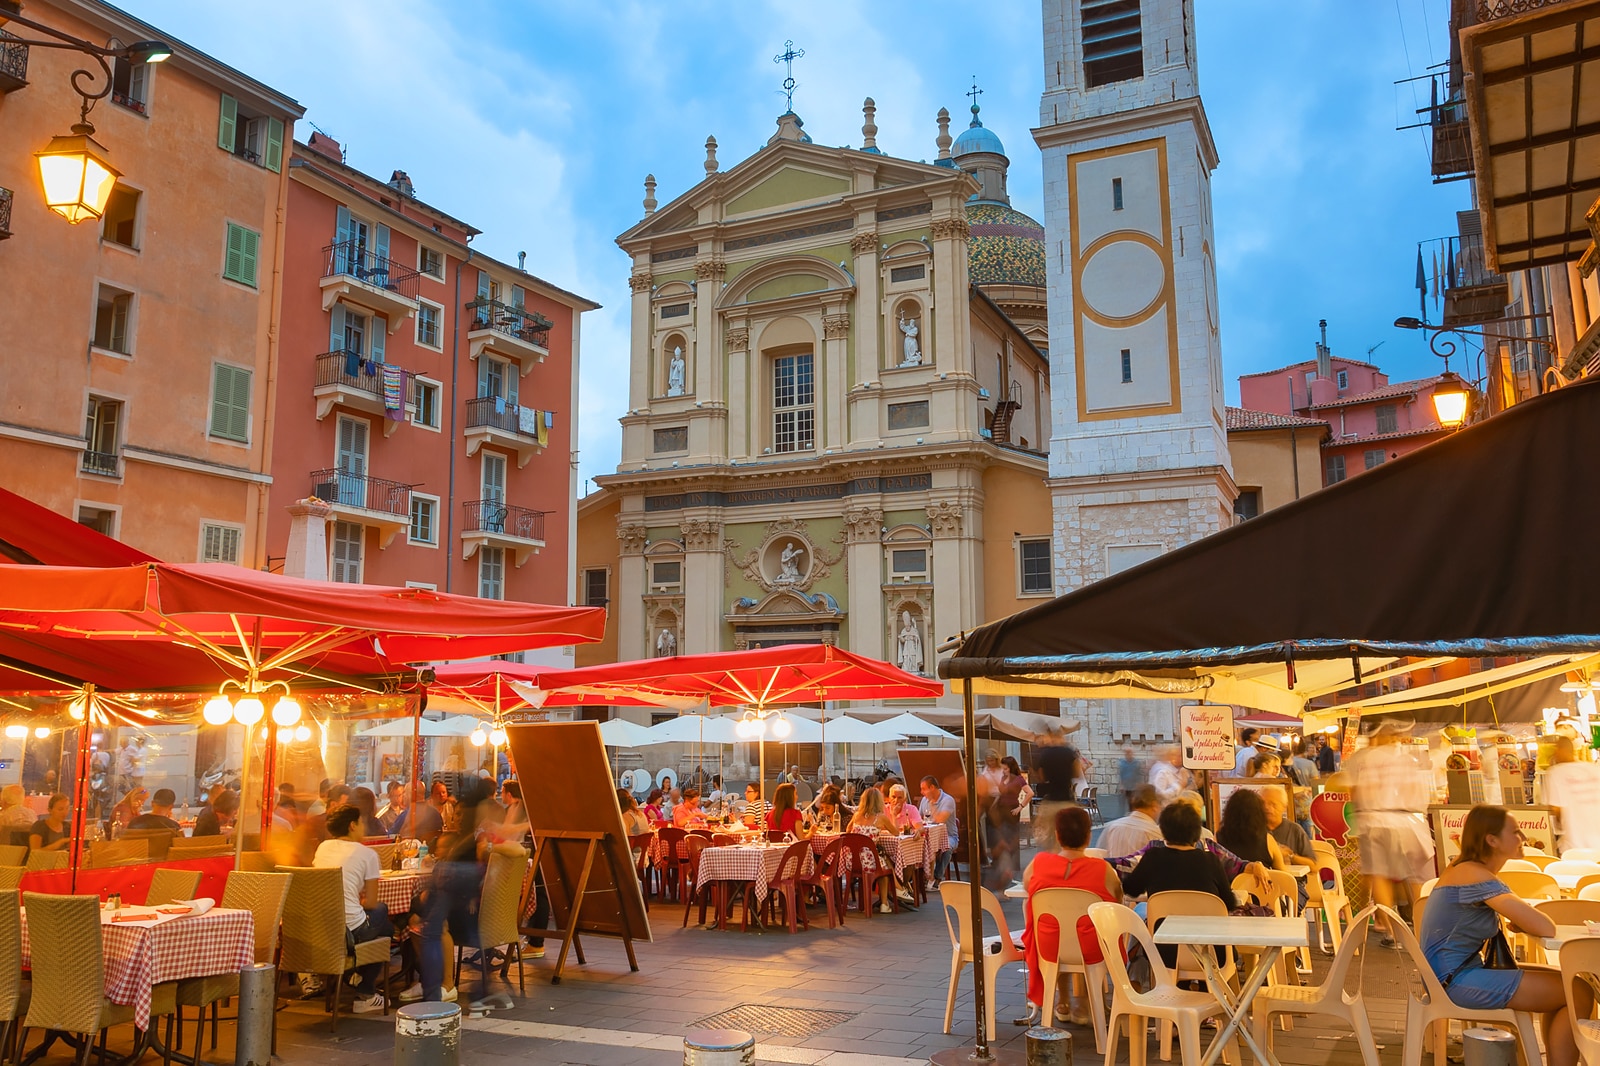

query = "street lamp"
(1430, 370), (1471, 428)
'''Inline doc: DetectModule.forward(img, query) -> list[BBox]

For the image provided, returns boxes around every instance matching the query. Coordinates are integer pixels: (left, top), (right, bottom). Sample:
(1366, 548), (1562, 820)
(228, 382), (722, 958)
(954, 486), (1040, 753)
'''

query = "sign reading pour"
(1179, 704), (1235, 770)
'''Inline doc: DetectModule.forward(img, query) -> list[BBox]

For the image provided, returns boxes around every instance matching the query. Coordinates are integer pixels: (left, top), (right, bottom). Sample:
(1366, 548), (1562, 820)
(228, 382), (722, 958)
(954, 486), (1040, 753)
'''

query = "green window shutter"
(211, 364), (252, 442)
(218, 94), (238, 151)
(264, 117), (285, 173)
(229, 365), (252, 440)
(374, 223), (390, 264)
(239, 227), (260, 287)
(224, 224), (244, 281)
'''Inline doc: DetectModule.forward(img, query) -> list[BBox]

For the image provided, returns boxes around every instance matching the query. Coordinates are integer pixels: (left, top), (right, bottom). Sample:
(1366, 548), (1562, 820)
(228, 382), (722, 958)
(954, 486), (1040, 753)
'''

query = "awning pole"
(963, 678), (991, 1061)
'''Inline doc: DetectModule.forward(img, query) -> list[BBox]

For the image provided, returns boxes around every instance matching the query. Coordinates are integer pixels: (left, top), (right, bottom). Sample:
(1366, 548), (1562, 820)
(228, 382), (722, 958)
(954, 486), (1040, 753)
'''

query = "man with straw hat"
(1348, 718), (1434, 947)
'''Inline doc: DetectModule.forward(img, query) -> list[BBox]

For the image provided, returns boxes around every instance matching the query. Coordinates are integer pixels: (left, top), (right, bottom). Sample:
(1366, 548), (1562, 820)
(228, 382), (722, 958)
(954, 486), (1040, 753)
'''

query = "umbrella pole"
(962, 679), (989, 1061)
(411, 694), (424, 821)
(68, 692), (94, 893)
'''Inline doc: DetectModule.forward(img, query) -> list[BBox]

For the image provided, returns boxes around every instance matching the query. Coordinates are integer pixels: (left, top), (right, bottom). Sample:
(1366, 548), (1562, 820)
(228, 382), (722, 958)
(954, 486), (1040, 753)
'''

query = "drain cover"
(689, 1003), (857, 1039)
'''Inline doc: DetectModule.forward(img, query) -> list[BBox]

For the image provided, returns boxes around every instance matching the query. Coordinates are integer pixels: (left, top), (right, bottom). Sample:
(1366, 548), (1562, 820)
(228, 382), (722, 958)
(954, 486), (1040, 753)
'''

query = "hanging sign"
(1179, 704), (1235, 770)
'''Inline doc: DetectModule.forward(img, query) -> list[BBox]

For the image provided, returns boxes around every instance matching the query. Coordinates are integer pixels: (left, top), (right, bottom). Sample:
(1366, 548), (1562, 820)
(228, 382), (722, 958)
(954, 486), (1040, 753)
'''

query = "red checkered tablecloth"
(810, 825), (949, 881)
(21, 906), (255, 1029)
(695, 843), (809, 902)
(377, 872), (420, 912)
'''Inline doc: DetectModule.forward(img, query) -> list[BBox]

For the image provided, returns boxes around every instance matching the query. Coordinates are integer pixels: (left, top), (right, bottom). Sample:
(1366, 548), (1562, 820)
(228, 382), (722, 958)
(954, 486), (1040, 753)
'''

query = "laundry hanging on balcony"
(381, 365), (405, 419)
(517, 405), (540, 436)
(536, 410), (550, 448)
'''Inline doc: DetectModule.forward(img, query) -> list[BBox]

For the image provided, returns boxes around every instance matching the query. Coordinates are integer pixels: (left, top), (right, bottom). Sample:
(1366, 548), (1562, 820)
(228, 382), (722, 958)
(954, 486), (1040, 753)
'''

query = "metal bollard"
(683, 1028), (755, 1066)
(395, 1002), (461, 1066)
(1024, 1026), (1072, 1066)
(1462, 1026), (1517, 1066)
(234, 963), (274, 1066)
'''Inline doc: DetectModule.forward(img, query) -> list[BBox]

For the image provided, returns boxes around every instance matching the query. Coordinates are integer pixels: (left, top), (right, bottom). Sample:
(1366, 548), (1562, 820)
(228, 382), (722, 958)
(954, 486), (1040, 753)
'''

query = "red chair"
(680, 837), (722, 928)
(801, 836), (846, 928)
(628, 833), (654, 907)
(656, 827), (688, 901)
(766, 830), (788, 843)
(840, 833), (896, 918)
(763, 840), (816, 933)
(711, 833), (741, 846)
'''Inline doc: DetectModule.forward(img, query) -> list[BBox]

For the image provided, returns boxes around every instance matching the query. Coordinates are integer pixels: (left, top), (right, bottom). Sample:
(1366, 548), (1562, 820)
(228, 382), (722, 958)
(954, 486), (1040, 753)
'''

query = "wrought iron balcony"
(465, 297), (552, 364)
(464, 396), (548, 468)
(0, 31), (27, 94)
(81, 450), (119, 478)
(111, 91), (146, 114)
(310, 469), (411, 517)
(460, 500), (546, 566)
(0, 186), (11, 241)
(320, 240), (422, 324)
(313, 351), (411, 430)
(1475, 0), (1572, 22)
(1419, 231), (1509, 327)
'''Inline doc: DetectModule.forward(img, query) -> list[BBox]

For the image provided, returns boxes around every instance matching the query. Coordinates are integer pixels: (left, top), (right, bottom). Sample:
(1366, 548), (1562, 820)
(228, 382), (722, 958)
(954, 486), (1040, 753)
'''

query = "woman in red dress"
(1022, 805), (1121, 1023)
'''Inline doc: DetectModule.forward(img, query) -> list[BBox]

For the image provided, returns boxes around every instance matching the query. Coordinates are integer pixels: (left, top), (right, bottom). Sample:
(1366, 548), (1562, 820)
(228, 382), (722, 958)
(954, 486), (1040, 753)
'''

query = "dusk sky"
(132, 0), (1465, 488)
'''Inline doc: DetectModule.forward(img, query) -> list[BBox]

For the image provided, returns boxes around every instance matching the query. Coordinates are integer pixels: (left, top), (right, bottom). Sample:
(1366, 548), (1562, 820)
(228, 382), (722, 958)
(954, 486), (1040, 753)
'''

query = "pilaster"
(627, 268), (654, 414)
(822, 310), (851, 453)
(616, 520), (649, 661)
(843, 505), (885, 660)
(679, 515), (726, 653)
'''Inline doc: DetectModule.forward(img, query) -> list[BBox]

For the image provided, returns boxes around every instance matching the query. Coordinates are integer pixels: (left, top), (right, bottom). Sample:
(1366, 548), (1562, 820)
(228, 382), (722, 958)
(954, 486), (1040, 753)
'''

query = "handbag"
(1481, 929), (1518, 969)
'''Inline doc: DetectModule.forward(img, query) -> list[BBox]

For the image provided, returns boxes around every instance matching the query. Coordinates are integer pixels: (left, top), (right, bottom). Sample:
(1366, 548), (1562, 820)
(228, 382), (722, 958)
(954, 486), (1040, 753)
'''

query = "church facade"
(575, 103), (1056, 708)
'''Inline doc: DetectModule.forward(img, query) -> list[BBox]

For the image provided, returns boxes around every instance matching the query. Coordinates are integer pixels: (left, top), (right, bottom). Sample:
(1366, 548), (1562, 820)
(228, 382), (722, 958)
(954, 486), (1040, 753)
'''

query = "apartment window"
(1375, 404), (1398, 433)
(1120, 348), (1132, 384)
(92, 286), (133, 354)
(478, 546), (506, 600)
(331, 521), (363, 583)
(77, 506), (116, 537)
(1364, 449), (1386, 470)
(101, 186), (139, 248)
(1112, 177), (1124, 211)
(1083, 0), (1143, 87)
(223, 222), (261, 287)
(217, 94), (284, 172)
(199, 523), (242, 564)
(209, 363), (252, 443)
(1336, 370), (1349, 390)
(1325, 454), (1347, 484)
(771, 352), (815, 453)
(651, 560), (682, 590)
(1234, 489), (1261, 521)
(409, 494), (438, 546)
(412, 379), (440, 429)
(111, 54), (149, 113)
(891, 548), (928, 580)
(82, 397), (121, 477)
(477, 355), (515, 403)
(416, 303), (441, 348)
(481, 452), (507, 503)
(419, 245), (443, 279)
(1018, 538), (1052, 595)
(582, 568), (609, 607)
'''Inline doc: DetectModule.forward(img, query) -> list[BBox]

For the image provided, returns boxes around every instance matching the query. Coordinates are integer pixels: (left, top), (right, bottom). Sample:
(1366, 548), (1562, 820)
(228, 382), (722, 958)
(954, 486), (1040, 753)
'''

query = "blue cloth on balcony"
(344, 349), (360, 377)
(494, 396), (506, 414)
(363, 358), (378, 377)
(517, 406), (539, 436)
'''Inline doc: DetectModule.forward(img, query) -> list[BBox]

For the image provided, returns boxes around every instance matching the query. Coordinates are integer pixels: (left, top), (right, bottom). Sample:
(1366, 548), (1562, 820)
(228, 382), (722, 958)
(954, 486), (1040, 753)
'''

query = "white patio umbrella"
(359, 715), (480, 737)
(645, 714), (743, 745)
(820, 715), (900, 744)
(874, 711), (955, 740)
(598, 718), (657, 747)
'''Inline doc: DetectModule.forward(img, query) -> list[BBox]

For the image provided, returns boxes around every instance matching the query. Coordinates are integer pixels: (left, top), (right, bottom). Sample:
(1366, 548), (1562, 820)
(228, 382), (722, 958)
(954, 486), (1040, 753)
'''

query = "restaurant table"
(695, 843), (811, 929)
(377, 870), (421, 912)
(1541, 924), (1600, 950)
(1152, 914), (1308, 1066)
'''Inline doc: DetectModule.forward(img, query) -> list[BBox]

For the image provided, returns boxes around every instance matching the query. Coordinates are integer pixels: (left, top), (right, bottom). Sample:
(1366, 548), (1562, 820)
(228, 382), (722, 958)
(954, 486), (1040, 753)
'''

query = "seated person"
(1215, 789), (1291, 876)
(0, 785), (34, 828)
(28, 793), (71, 854)
(767, 783), (809, 838)
(847, 787), (895, 834)
(617, 789), (652, 837)
(1121, 801), (1234, 968)
(1261, 788), (1314, 907)
(809, 786), (844, 835)
(193, 789), (238, 838)
(740, 783), (768, 830)
(128, 788), (182, 831)
(312, 805), (390, 1014)
(672, 786), (709, 829)
(1023, 806), (1120, 1024)
(884, 784), (923, 832)
(642, 788), (667, 827)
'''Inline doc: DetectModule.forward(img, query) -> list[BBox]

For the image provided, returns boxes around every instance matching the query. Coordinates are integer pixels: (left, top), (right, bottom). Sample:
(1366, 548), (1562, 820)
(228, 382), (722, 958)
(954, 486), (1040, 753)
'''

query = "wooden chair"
(1384, 903), (1542, 1066)
(24, 851), (65, 872)
(1088, 900), (1239, 1066)
(799, 837), (845, 929)
(147, 868), (201, 905)
(1557, 935), (1600, 1066)
(938, 882), (1024, 1042)
(176, 870), (291, 1054)
(17, 893), (136, 1062)
(762, 840), (815, 934)
(0, 891), (28, 1062)
(276, 867), (390, 1032)
(840, 833), (896, 917)
(457, 845), (527, 996)
(1252, 904), (1380, 1065)
(1030, 886), (1109, 1053)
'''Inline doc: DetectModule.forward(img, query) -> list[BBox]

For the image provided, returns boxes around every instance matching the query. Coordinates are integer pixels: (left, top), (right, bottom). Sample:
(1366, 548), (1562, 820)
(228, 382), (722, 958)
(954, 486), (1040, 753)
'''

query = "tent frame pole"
(963, 679), (991, 1061)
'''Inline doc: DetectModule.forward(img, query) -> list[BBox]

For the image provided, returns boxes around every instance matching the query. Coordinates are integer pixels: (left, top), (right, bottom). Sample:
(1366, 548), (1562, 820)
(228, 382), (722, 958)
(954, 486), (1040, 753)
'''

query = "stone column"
(849, 230), (880, 446)
(679, 516), (725, 653)
(842, 505), (884, 660)
(929, 216), (972, 376)
(926, 497), (979, 698)
(616, 522), (648, 661)
(282, 497), (333, 581)
(627, 269), (654, 411)
(821, 310), (851, 453)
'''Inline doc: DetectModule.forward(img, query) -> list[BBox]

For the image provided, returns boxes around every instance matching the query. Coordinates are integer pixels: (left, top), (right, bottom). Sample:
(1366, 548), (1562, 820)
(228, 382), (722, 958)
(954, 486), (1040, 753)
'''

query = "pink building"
(1237, 321), (1451, 485)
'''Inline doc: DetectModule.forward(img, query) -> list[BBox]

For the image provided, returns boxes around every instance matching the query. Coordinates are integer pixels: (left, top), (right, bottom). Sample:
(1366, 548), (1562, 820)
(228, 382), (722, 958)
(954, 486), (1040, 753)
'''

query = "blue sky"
(133, 0), (1462, 488)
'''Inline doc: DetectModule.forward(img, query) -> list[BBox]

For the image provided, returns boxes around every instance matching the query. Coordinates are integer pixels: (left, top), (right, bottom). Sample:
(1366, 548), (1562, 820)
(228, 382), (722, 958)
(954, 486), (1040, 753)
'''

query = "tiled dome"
(966, 201), (1046, 289)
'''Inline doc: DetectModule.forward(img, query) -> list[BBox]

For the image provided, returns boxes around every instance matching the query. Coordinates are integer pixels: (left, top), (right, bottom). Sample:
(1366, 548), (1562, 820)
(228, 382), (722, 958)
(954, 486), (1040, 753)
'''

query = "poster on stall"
(1179, 705), (1235, 770)
(1430, 804), (1557, 871)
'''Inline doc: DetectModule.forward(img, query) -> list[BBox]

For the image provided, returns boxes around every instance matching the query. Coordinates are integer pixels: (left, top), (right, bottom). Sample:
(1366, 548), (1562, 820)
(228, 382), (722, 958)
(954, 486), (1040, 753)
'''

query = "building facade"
(266, 135), (595, 628)
(0, 0), (301, 566)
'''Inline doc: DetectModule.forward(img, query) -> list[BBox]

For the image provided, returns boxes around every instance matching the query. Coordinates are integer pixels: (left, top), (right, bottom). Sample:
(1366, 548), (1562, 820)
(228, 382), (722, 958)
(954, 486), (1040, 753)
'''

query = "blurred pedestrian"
(1117, 747), (1144, 811)
(416, 778), (507, 1011)
(1348, 720), (1434, 945)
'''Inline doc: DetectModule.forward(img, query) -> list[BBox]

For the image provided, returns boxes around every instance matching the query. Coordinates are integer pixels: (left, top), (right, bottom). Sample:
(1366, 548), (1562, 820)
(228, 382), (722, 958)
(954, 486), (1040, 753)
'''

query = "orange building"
(0, 0), (301, 565)
(265, 134), (595, 622)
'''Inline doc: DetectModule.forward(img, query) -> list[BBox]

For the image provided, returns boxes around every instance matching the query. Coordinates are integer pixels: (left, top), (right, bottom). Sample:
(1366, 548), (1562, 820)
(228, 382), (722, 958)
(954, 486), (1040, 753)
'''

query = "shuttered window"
(223, 223), (260, 287)
(209, 363), (252, 442)
(200, 524), (242, 564)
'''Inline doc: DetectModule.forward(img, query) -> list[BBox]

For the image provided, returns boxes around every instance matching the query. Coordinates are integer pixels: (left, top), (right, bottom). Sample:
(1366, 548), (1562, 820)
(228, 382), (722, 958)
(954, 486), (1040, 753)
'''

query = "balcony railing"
(1419, 232), (1510, 327)
(310, 469), (411, 517)
(465, 297), (552, 349)
(465, 395), (546, 438)
(0, 31), (27, 93)
(111, 91), (146, 114)
(0, 186), (11, 241)
(323, 240), (422, 302)
(1475, 0), (1570, 22)
(462, 499), (546, 541)
(314, 350), (410, 398)
(81, 450), (119, 478)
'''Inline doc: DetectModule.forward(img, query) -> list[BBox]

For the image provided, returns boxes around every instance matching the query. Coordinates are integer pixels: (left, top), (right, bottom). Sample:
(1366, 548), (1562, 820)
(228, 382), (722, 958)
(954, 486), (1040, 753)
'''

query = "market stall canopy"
(515, 644), (945, 710)
(916, 707), (1082, 741)
(941, 377), (1600, 716)
(359, 714), (480, 737)
(426, 661), (543, 715)
(0, 561), (607, 693)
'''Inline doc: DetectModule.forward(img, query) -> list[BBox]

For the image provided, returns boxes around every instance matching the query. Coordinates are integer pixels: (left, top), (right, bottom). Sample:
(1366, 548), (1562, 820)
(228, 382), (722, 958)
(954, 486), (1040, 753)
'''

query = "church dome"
(966, 201), (1046, 289)
(952, 121), (1006, 158)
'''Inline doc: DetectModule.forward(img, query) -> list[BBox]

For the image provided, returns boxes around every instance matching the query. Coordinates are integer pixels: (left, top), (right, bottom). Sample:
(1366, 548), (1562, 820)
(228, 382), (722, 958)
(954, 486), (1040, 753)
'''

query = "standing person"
(1234, 729), (1260, 776)
(416, 779), (506, 1012)
(1147, 745), (1190, 803)
(1316, 733), (1341, 776)
(979, 752), (1005, 863)
(1348, 721), (1435, 945)
(1541, 736), (1600, 855)
(986, 757), (1028, 890)
(1031, 728), (1081, 849)
(1420, 805), (1581, 1066)
(1117, 747), (1143, 812)
(918, 775), (960, 884)
(313, 805), (390, 1014)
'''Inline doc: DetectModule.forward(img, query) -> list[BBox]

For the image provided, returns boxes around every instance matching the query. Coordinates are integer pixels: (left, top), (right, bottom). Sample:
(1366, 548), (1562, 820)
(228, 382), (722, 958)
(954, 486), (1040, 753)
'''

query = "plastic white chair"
(1030, 887), (1109, 1053)
(1419, 877), (1438, 898)
(1146, 891), (1238, 990)
(1580, 882), (1600, 902)
(1384, 904), (1543, 1066)
(1563, 848), (1600, 862)
(1231, 870), (1302, 999)
(1088, 901), (1239, 1066)
(1251, 904), (1381, 1065)
(1557, 935), (1600, 1066)
(1500, 869), (1560, 901)
(1547, 860), (1600, 884)
(1310, 840), (1355, 954)
(1500, 858), (1541, 873)
(938, 882), (1024, 1041)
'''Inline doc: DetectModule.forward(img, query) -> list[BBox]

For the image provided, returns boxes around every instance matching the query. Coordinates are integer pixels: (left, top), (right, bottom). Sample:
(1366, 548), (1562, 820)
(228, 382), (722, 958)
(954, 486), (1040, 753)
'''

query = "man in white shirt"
(1543, 735), (1600, 854)
(313, 804), (389, 1013)
(1097, 785), (1164, 859)
(1348, 722), (1434, 945)
(1148, 745), (1190, 803)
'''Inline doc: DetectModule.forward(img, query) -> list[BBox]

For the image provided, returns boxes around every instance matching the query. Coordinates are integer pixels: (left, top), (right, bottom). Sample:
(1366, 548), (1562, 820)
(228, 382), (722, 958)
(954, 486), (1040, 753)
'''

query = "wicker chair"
(18, 893), (137, 1061)
(176, 870), (291, 1052)
(457, 846), (527, 996)
(147, 869), (201, 906)
(0, 891), (29, 1062)
(24, 850), (66, 872)
(0, 868), (22, 894)
(370, 843), (398, 870)
(118, 829), (174, 860)
(88, 839), (151, 869)
(238, 852), (276, 873)
(276, 867), (389, 1032)
(0, 846), (25, 867)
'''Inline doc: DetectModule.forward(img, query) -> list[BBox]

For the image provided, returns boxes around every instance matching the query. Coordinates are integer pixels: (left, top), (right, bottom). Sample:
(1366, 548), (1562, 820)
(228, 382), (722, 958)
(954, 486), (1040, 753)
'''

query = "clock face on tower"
(1066, 138), (1180, 421)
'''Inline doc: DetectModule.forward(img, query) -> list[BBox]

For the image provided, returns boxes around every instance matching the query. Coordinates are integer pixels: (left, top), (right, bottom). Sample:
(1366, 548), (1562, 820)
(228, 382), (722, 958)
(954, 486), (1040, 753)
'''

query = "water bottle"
(418, 842), (432, 871)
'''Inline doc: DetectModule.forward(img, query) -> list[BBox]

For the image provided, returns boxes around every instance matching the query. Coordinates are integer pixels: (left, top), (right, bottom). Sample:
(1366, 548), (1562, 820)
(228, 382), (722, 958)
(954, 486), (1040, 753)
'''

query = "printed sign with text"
(1179, 704), (1235, 770)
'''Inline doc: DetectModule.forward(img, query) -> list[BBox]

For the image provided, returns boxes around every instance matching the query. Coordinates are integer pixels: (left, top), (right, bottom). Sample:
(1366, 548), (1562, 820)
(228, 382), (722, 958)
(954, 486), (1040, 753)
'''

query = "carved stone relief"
(925, 501), (964, 537)
(617, 524), (648, 555)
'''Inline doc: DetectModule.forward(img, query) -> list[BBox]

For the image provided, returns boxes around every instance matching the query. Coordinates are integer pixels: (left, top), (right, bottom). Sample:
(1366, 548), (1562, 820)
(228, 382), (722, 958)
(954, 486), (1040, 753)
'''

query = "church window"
(1018, 539), (1052, 595)
(771, 353), (815, 453)
(1112, 177), (1124, 211)
(1083, 0), (1143, 88)
(1120, 349), (1132, 384)
(891, 549), (928, 580)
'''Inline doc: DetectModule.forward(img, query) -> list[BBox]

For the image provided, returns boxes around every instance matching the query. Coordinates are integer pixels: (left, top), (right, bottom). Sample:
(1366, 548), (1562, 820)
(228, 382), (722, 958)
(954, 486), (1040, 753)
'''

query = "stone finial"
(936, 107), (952, 160)
(704, 136), (719, 175)
(861, 97), (878, 152)
(643, 173), (658, 215)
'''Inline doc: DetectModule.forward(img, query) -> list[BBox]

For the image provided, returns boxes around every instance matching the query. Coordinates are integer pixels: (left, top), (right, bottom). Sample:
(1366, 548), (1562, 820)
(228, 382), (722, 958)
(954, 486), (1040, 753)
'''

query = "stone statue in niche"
(655, 628), (677, 657)
(897, 311), (922, 367)
(897, 610), (923, 675)
(666, 345), (686, 396)
(775, 541), (805, 584)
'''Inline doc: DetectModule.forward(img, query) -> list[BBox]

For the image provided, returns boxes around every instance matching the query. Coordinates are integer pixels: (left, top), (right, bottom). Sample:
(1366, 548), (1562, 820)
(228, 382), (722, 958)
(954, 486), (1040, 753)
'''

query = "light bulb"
(3, 725), (25, 740)
(294, 724), (312, 742)
(277, 728), (292, 743)
(470, 727), (487, 747)
(68, 697), (87, 721)
(489, 728), (507, 747)
(259, 727), (268, 740)
(232, 696), (264, 726)
(771, 715), (792, 739)
(202, 696), (233, 726)
(33, 727), (48, 739)
(272, 697), (302, 727)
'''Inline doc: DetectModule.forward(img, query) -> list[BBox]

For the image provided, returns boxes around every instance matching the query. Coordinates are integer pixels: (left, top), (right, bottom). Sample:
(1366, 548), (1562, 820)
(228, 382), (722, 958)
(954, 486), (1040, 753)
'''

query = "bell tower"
(1035, 0), (1234, 594)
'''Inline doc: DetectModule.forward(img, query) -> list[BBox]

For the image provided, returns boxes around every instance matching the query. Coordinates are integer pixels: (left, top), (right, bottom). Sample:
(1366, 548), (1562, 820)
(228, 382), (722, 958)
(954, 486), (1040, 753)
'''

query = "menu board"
(1429, 804), (1557, 872)
(1179, 705), (1236, 770)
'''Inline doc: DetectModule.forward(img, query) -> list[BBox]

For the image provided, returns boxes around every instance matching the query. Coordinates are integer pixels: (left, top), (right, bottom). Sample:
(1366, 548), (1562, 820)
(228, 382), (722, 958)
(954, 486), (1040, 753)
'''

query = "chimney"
(1316, 318), (1332, 379)
(388, 170), (415, 197)
(518, 251), (526, 271)
(306, 131), (343, 162)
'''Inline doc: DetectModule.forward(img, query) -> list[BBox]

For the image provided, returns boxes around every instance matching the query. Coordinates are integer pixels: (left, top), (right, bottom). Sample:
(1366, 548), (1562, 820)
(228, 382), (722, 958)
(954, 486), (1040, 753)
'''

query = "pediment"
(726, 166), (850, 217)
